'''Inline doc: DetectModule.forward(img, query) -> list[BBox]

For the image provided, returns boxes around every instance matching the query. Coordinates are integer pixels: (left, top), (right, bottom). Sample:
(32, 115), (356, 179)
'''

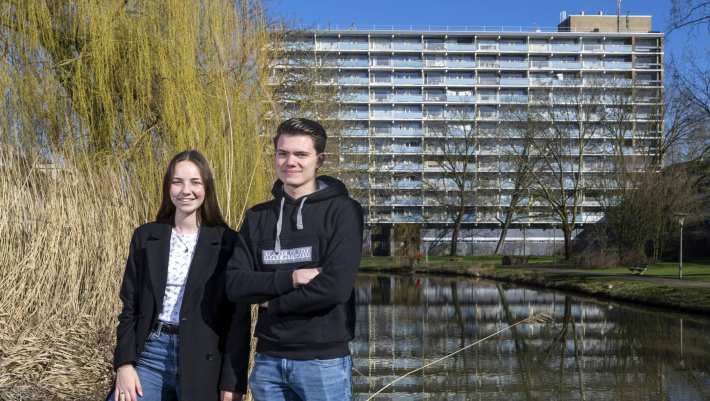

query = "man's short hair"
(274, 118), (327, 154)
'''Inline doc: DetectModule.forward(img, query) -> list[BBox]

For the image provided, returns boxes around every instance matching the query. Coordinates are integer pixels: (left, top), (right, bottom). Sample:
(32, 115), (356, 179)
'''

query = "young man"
(226, 118), (363, 401)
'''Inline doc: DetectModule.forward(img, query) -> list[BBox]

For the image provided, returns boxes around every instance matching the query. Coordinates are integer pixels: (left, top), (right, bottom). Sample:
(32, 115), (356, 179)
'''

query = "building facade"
(278, 15), (664, 255)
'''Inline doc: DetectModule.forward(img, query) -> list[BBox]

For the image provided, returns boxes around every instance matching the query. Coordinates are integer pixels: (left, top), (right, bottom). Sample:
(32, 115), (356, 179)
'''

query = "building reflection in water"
(352, 274), (710, 401)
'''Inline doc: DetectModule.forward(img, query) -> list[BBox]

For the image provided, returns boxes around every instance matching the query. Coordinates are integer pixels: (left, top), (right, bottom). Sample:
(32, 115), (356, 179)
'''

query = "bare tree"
(668, 0), (710, 33)
(423, 108), (477, 256)
(525, 86), (606, 260)
(493, 120), (536, 255)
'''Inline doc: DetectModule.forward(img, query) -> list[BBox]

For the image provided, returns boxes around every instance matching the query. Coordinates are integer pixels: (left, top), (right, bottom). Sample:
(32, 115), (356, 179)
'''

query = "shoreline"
(359, 262), (710, 316)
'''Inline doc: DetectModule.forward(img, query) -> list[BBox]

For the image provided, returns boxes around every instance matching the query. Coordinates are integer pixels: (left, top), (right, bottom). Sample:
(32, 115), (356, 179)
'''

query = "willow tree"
(0, 1), (282, 399)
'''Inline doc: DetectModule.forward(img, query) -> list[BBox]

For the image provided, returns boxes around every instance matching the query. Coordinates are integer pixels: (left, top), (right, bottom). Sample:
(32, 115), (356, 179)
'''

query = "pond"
(351, 274), (710, 401)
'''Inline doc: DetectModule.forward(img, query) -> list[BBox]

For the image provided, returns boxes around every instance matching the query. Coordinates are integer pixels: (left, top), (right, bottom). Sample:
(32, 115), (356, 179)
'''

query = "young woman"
(110, 150), (250, 401)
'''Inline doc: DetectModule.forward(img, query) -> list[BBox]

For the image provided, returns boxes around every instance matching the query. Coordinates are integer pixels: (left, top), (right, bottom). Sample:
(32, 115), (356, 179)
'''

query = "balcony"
(425, 77), (446, 85)
(634, 45), (660, 53)
(499, 60), (528, 69)
(478, 43), (499, 51)
(582, 44), (603, 52)
(500, 43), (528, 52)
(392, 41), (422, 51)
(477, 61), (500, 69)
(371, 95), (393, 103)
(477, 77), (500, 85)
(342, 128), (368, 137)
(500, 95), (528, 103)
(634, 63), (661, 70)
(500, 77), (529, 86)
(393, 94), (423, 102)
(424, 111), (445, 119)
(582, 61), (603, 69)
(393, 77), (423, 85)
(477, 94), (498, 102)
(341, 93), (369, 102)
(424, 94), (446, 102)
(395, 59), (423, 68)
(340, 111), (368, 119)
(530, 61), (550, 69)
(529, 44), (550, 52)
(424, 42), (445, 51)
(341, 146), (369, 154)
(370, 76), (392, 85)
(448, 60), (475, 68)
(635, 79), (662, 87)
(447, 95), (475, 102)
(393, 111), (423, 119)
(392, 128), (422, 136)
(370, 59), (392, 68)
(370, 42), (392, 51)
(338, 59), (369, 68)
(604, 61), (632, 69)
(551, 44), (581, 52)
(530, 78), (553, 86)
(448, 77), (476, 85)
(447, 43), (477, 51)
(339, 77), (368, 85)
(338, 42), (369, 51)
(550, 61), (581, 69)
(371, 110), (394, 119)
(551, 78), (582, 87)
(478, 111), (499, 120)
(605, 44), (632, 53)
(391, 196), (423, 206)
(391, 163), (422, 172)
(391, 145), (422, 154)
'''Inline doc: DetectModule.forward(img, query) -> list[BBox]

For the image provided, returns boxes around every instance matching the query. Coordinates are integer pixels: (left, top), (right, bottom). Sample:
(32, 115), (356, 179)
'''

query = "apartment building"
(277, 14), (664, 255)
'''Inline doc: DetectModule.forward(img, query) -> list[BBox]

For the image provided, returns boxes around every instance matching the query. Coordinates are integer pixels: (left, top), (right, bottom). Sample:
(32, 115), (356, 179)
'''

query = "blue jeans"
(108, 331), (180, 401)
(249, 352), (352, 401)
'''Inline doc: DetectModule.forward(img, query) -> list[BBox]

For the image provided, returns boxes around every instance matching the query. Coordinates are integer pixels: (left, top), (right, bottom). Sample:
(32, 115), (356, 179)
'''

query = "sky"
(264, 0), (707, 62)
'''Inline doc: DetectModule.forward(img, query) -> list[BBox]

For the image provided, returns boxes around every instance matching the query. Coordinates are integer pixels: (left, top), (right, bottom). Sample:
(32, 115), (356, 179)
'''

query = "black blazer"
(113, 222), (251, 400)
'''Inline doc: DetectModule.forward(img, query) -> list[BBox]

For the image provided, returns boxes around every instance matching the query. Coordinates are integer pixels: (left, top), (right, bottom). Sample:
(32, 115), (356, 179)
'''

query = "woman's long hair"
(155, 150), (227, 227)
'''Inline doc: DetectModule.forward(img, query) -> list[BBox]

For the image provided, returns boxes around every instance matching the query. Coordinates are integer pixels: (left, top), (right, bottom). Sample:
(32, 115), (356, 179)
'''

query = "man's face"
(275, 134), (322, 194)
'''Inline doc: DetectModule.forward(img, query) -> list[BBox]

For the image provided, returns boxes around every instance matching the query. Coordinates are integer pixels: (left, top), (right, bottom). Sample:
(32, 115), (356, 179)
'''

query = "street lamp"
(674, 213), (689, 280)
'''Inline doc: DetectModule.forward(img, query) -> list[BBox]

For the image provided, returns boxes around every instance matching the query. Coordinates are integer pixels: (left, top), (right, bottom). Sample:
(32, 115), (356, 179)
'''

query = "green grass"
(579, 260), (710, 282)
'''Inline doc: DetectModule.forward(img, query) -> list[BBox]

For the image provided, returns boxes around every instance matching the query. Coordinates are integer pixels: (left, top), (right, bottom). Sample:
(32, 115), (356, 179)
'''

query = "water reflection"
(352, 274), (710, 401)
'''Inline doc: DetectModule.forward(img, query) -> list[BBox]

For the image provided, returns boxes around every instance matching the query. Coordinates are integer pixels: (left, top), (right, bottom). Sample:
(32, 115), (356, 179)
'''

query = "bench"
(627, 265), (648, 275)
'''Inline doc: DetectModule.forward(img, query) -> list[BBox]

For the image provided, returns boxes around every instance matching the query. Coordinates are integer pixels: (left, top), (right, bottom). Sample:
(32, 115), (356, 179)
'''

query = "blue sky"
(264, 0), (706, 60)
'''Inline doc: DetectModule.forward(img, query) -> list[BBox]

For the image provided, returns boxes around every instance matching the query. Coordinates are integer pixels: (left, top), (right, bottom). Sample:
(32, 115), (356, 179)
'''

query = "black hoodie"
(225, 176), (363, 359)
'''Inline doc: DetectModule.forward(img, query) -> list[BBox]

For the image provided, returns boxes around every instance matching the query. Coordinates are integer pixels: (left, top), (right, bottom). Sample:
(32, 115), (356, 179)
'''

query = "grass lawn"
(361, 256), (710, 281)
(590, 260), (710, 282)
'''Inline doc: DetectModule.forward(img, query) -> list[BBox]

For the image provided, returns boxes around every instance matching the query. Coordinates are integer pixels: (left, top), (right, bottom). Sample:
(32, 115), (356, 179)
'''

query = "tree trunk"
(494, 210), (514, 255)
(563, 224), (573, 260)
(449, 206), (464, 256)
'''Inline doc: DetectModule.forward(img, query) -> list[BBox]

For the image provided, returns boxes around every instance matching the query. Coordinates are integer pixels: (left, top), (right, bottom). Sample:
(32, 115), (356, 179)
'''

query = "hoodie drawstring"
(274, 197), (285, 253)
(296, 196), (308, 230)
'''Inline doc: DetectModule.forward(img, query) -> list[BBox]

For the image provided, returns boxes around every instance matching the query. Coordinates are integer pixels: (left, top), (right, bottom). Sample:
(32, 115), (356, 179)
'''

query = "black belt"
(152, 321), (180, 335)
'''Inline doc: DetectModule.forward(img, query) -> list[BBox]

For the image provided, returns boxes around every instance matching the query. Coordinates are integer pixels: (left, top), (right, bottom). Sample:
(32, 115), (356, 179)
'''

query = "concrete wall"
(558, 15), (652, 32)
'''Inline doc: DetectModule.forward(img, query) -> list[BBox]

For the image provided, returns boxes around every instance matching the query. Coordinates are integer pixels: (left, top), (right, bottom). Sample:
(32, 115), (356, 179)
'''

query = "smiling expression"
(275, 134), (323, 198)
(169, 160), (205, 217)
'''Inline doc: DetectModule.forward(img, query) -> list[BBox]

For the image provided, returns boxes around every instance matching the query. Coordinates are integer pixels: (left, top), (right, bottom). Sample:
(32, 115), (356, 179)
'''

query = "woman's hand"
(220, 390), (243, 401)
(115, 364), (143, 401)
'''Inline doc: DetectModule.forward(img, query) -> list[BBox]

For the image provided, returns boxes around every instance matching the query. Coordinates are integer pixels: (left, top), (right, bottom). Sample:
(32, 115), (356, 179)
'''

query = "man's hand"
(220, 390), (243, 401)
(292, 267), (321, 287)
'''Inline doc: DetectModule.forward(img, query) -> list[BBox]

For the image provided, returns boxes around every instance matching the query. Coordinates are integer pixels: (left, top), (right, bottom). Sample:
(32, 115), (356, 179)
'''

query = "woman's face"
(170, 160), (205, 217)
